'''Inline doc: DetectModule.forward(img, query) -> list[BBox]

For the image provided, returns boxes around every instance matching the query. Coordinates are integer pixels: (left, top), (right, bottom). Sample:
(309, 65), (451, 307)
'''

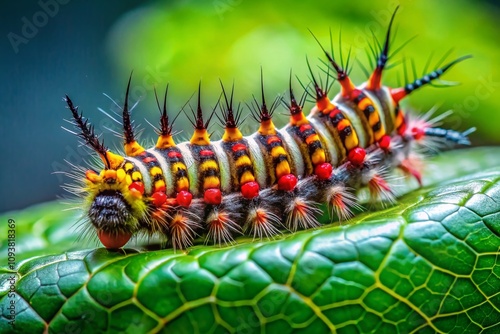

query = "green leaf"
(1, 147), (500, 333)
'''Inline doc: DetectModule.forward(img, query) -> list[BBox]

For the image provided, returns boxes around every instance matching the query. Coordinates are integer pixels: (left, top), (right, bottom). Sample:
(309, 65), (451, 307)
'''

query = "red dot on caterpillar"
(168, 151), (182, 158)
(278, 174), (298, 191)
(155, 184), (166, 192)
(348, 147), (366, 166)
(200, 149), (214, 157)
(232, 143), (247, 152)
(241, 181), (260, 199)
(98, 230), (131, 249)
(204, 188), (222, 205)
(299, 124), (312, 132)
(267, 136), (281, 145)
(411, 127), (425, 140)
(151, 191), (167, 207)
(128, 181), (144, 194)
(315, 162), (333, 180)
(177, 190), (193, 207)
(143, 156), (156, 164)
(378, 135), (391, 150)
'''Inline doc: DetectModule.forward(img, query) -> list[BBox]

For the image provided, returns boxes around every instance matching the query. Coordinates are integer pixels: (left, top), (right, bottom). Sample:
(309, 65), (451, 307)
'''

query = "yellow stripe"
(374, 128), (385, 141)
(203, 175), (220, 190)
(305, 134), (319, 145)
(200, 160), (219, 174)
(358, 98), (371, 111)
(117, 169), (126, 182)
(311, 149), (326, 165)
(150, 166), (163, 176)
(235, 155), (252, 169)
(132, 171), (142, 181)
(176, 177), (189, 192)
(154, 180), (165, 191)
(240, 170), (255, 184)
(275, 160), (290, 178)
(124, 162), (134, 172)
(172, 162), (187, 173)
(271, 146), (287, 158)
(395, 111), (404, 129)
(344, 133), (359, 151)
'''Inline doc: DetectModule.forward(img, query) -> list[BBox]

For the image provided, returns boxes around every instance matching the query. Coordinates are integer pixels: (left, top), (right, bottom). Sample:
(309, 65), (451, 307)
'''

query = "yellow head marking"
(132, 171), (142, 181)
(101, 151), (124, 170)
(150, 166), (163, 176)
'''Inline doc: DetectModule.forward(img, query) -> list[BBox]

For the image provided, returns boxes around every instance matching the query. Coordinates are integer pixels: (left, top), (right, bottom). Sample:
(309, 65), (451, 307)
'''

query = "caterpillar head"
(83, 153), (148, 249)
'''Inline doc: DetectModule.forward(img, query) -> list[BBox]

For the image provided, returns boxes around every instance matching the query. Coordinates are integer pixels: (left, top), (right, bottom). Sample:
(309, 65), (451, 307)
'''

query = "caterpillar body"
(64, 8), (473, 250)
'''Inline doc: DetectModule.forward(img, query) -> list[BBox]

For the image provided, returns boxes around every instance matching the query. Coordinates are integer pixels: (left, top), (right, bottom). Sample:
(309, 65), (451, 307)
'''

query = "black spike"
(376, 6), (399, 72)
(154, 84), (172, 136)
(259, 68), (271, 120)
(284, 70), (303, 115)
(122, 73), (135, 144)
(195, 81), (205, 130)
(424, 127), (475, 145)
(219, 80), (238, 128)
(247, 69), (280, 123)
(403, 55), (472, 95)
(305, 56), (327, 101)
(64, 95), (110, 168)
(309, 29), (347, 81)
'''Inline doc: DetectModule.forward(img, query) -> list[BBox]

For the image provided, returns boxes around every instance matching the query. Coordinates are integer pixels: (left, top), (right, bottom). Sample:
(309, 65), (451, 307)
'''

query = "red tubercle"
(232, 143), (247, 152)
(314, 162), (333, 180)
(278, 174), (298, 191)
(378, 135), (391, 150)
(348, 147), (366, 166)
(390, 87), (407, 103)
(151, 191), (167, 207)
(128, 181), (145, 195)
(266, 136), (281, 145)
(348, 89), (362, 101)
(411, 127), (425, 140)
(155, 184), (166, 193)
(176, 190), (193, 207)
(142, 156), (156, 164)
(168, 151), (182, 158)
(299, 124), (312, 132)
(204, 188), (222, 205)
(397, 123), (407, 136)
(241, 181), (260, 199)
(200, 149), (214, 157)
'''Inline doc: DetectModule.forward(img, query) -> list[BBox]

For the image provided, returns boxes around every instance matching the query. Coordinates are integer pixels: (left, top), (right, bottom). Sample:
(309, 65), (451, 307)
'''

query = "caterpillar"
(63, 8), (473, 250)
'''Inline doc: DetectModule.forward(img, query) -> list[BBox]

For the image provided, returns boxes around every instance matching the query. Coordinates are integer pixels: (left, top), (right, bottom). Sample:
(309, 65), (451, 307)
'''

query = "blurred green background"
(1, 0), (499, 213)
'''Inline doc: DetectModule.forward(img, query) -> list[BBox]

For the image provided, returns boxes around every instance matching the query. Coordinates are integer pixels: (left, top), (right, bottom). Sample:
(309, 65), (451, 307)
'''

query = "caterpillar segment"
(64, 8), (473, 250)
